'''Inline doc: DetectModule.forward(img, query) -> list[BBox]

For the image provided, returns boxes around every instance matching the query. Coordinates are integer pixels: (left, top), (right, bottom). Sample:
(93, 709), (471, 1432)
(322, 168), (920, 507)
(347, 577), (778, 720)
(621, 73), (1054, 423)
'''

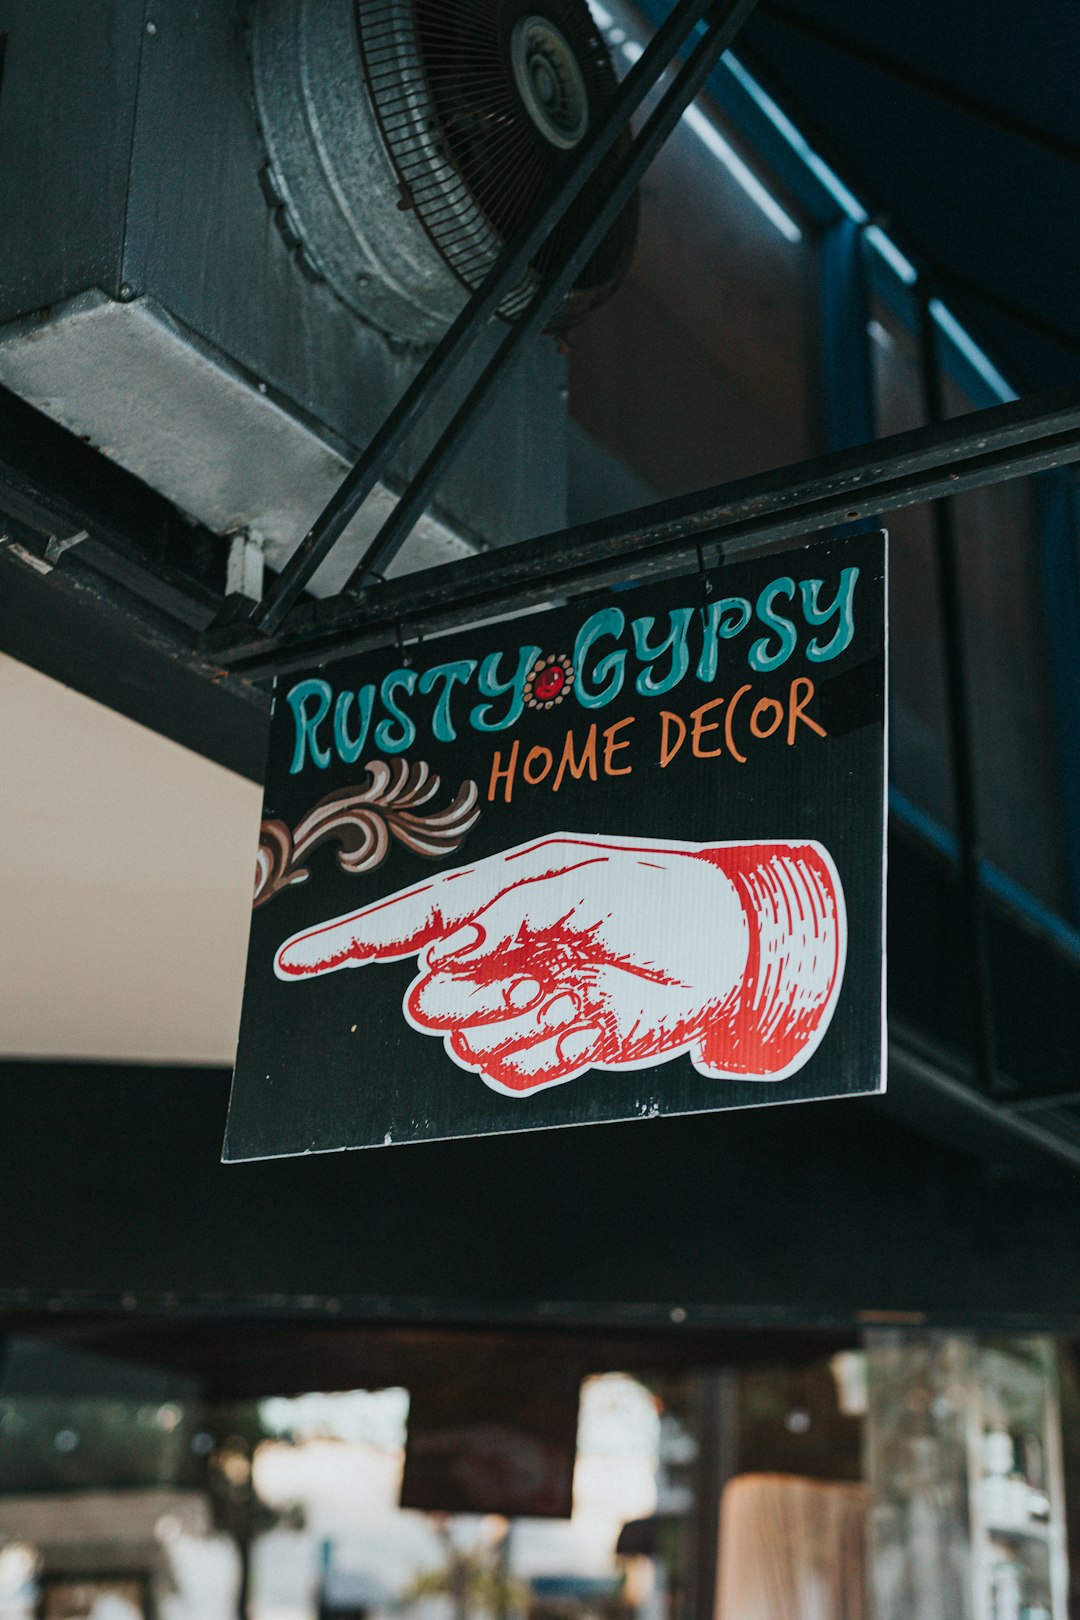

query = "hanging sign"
(225, 530), (886, 1160)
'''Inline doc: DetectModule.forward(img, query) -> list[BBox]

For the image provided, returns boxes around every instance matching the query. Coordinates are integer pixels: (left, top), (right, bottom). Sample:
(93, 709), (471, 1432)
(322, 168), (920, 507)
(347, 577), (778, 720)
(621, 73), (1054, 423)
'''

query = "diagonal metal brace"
(339, 0), (760, 597)
(244, 0), (758, 637)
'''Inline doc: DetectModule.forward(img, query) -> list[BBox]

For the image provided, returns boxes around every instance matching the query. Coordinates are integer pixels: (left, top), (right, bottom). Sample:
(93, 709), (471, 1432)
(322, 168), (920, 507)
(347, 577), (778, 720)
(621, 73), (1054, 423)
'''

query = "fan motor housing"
(252, 0), (637, 344)
(251, 0), (466, 345)
(0, 0), (571, 591)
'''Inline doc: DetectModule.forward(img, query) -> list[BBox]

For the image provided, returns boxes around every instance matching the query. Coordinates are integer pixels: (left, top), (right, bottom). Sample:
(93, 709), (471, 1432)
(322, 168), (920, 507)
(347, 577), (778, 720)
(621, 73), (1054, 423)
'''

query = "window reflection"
(10, 1331), (1065, 1620)
(568, 4), (817, 518)
(868, 269), (1070, 917)
(940, 372), (1069, 913)
(867, 289), (956, 832)
(0, 1350), (700, 1620)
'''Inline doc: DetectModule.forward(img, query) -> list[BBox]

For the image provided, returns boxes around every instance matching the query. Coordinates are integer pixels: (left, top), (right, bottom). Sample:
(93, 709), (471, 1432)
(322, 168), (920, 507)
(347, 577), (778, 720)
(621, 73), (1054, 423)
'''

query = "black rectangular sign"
(225, 531), (886, 1160)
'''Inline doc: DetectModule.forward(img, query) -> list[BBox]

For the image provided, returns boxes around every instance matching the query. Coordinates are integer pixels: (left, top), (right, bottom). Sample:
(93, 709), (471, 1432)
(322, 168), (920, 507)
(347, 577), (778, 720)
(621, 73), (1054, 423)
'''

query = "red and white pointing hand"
(275, 834), (846, 1096)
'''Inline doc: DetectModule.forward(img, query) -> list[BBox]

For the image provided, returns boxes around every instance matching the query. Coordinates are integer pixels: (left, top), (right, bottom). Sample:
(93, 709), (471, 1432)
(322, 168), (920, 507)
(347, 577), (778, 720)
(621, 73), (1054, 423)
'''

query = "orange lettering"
(523, 745), (554, 785)
(487, 738), (520, 803)
(724, 684), (750, 764)
(691, 697), (725, 758)
(750, 697), (784, 739)
(787, 677), (827, 744)
(552, 724), (598, 791)
(659, 710), (687, 767)
(603, 716), (635, 776)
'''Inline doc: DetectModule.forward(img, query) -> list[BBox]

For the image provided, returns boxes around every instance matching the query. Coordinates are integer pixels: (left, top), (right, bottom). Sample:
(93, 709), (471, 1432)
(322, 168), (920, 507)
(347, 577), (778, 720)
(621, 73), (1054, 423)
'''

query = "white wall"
(0, 653), (262, 1063)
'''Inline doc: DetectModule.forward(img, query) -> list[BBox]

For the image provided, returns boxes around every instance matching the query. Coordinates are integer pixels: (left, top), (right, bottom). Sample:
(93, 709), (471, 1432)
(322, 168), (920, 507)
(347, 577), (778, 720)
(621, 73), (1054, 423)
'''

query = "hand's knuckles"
(500, 1024), (600, 1079)
(411, 973), (497, 1025)
(450, 992), (582, 1057)
(542, 993), (579, 1027)
(453, 1018), (528, 1057)
(410, 972), (547, 1028)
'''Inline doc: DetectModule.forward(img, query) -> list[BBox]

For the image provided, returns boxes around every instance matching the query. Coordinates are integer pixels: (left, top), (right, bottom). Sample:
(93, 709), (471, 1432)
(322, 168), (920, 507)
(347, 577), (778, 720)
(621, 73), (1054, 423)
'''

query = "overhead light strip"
(722, 52), (868, 223)
(930, 299), (1018, 404)
(717, 54), (1019, 401)
(618, 38), (802, 241)
(591, 2), (1020, 406)
(863, 224), (917, 286)
(679, 103), (804, 241)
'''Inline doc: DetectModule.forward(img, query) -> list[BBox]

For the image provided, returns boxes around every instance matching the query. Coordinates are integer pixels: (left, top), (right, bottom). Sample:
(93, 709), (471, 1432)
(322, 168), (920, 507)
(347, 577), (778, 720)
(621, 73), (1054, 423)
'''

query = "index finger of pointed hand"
(274, 835), (613, 980)
(275, 868), (480, 978)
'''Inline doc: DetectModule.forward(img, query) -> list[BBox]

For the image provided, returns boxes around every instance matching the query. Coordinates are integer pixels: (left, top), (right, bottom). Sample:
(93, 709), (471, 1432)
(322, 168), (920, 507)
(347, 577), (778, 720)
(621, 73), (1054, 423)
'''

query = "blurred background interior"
(0, 1329), (1078, 1620)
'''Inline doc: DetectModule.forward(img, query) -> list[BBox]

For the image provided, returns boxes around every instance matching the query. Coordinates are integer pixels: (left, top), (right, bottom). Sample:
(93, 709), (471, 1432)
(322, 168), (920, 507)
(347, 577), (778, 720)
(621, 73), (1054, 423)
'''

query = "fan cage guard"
(354, 0), (637, 330)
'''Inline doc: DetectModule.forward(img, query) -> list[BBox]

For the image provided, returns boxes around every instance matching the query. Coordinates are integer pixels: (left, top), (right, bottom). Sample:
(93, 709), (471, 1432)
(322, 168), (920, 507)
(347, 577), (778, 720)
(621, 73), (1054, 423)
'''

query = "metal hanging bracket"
(206, 0), (760, 646)
(207, 386), (1080, 681)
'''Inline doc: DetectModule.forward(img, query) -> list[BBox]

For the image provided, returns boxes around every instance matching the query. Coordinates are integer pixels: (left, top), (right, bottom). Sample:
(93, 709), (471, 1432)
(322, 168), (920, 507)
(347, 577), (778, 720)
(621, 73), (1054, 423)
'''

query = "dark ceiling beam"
(755, 2), (1080, 166)
(929, 267), (1080, 365)
(0, 383), (224, 629)
(4, 1042), (1080, 1330)
(887, 1036), (1080, 1179)
(0, 383), (269, 774)
(210, 387), (1080, 678)
(5, 387), (1080, 786)
(0, 1319), (852, 1397)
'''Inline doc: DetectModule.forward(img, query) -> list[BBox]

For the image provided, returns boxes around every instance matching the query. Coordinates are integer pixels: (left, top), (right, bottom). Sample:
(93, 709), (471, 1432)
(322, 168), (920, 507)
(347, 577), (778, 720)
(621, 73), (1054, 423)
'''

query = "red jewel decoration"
(534, 665), (566, 702)
(524, 652), (575, 708)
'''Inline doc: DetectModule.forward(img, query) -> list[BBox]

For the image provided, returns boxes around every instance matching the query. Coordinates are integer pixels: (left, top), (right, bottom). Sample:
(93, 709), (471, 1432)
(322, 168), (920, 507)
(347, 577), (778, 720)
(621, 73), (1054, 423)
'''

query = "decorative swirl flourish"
(254, 760), (481, 908)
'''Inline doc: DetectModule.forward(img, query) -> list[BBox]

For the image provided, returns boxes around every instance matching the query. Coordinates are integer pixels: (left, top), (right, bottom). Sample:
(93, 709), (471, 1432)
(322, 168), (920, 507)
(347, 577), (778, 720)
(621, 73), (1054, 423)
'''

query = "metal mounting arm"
(245, 0), (758, 637)
(211, 386), (1080, 680)
(340, 0), (759, 597)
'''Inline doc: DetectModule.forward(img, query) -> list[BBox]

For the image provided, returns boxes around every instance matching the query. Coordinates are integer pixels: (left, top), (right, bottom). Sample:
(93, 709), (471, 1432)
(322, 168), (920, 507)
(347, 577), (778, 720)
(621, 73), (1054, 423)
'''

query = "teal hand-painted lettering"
(697, 597), (751, 682)
(287, 678), (333, 773)
(749, 578), (798, 672)
(574, 607), (626, 708)
(632, 608), (694, 695)
(470, 646), (541, 732)
(418, 659), (478, 742)
(800, 567), (859, 662)
(333, 686), (374, 765)
(375, 668), (418, 753)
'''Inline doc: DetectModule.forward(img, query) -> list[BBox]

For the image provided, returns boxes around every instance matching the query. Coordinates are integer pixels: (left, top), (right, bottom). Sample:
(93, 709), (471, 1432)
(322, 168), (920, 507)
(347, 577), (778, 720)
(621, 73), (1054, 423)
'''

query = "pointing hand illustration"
(275, 834), (845, 1096)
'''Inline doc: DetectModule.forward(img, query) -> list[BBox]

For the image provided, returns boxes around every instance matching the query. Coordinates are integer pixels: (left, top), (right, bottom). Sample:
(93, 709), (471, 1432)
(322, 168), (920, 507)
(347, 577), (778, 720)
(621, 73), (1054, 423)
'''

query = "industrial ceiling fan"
(251, 0), (639, 344)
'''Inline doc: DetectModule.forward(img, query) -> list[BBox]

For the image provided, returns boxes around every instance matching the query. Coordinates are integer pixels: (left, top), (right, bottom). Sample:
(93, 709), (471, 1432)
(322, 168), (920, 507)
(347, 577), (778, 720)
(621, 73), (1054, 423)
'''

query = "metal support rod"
(341, 0), (759, 596)
(250, 0), (734, 635)
(207, 387), (1080, 678)
(918, 290), (998, 1097)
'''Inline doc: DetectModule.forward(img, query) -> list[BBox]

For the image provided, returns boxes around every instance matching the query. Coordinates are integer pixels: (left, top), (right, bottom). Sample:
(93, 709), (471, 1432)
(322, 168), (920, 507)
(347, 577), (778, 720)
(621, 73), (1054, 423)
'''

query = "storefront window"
(4, 1331), (1073, 1619)
(0, 1345), (699, 1620)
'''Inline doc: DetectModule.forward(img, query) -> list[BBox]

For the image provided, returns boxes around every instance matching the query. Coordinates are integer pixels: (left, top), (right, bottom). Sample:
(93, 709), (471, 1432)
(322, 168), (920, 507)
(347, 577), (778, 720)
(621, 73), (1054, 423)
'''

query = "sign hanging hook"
(696, 540), (714, 602)
(395, 620), (423, 668)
